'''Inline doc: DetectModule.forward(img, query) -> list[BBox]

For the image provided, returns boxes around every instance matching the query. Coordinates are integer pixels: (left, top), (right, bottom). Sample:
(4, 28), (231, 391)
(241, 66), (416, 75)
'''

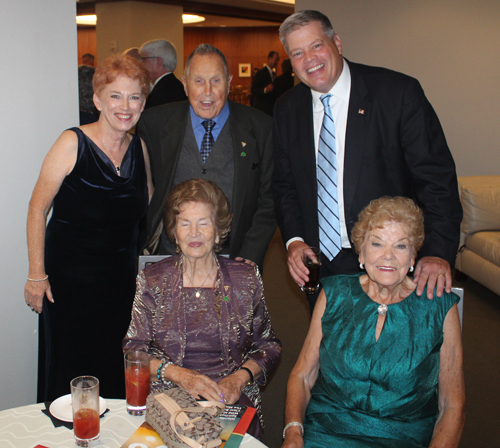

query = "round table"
(0, 399), (143, 448)
(0, 399), (266, 448)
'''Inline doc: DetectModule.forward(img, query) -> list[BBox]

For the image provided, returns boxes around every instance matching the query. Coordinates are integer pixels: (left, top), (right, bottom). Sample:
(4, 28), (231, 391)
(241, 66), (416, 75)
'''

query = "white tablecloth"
(0, 399), (266, 448)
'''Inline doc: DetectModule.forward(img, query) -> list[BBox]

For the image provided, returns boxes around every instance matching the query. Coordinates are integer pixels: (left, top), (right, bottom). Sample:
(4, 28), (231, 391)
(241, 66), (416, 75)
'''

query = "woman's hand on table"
(24, 279), (53, 314)
(168, 365), (223, 402)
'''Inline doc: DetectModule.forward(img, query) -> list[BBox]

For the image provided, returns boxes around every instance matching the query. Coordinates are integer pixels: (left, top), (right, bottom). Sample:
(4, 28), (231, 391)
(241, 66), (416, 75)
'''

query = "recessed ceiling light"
(182, 14), (205, 24)
(76, 15), (97, 26)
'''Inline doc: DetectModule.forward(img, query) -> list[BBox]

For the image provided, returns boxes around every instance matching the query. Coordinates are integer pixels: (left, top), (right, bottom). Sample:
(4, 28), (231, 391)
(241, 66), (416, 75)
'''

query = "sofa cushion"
(465, 231), (500, 268)
(459, 175), (500, 234)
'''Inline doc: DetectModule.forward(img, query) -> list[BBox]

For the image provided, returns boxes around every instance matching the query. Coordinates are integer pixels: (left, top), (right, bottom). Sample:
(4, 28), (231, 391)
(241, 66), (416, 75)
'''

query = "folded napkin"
(41, 401), (109, 429)
(41, 402), (73, 429)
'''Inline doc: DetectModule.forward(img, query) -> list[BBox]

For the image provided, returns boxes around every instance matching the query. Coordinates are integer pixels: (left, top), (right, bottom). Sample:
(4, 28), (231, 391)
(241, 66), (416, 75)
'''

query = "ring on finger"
(437, 273), (446, 278)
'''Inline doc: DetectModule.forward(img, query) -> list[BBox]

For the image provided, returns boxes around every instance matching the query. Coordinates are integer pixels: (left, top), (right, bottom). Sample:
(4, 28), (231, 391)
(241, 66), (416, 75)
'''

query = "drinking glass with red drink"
(70, 376), (100, 446)
(301, 247), (322, 294)
(124, 350), (150, 415)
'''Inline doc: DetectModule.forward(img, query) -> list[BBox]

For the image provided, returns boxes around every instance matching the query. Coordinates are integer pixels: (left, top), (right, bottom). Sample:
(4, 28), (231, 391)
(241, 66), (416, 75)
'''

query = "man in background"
(251, 51), (280, 116)
(139, 39), (187, 109)
(123, 47), (141, 60)
(273, 58), (294, 99)
(81, 53), (94, 66)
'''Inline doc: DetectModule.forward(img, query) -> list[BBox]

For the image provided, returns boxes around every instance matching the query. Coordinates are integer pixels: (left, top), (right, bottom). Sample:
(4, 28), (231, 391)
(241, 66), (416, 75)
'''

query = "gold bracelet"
(27, 275), (48, 282)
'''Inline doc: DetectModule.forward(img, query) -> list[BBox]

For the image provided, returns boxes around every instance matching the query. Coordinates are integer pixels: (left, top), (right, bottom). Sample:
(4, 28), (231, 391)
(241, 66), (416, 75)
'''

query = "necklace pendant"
(377, 304), (388, 316)
(195, 291), (201, 299)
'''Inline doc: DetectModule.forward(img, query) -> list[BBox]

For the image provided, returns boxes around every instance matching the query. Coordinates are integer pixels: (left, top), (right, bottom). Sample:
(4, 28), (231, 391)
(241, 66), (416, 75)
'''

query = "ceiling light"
(182, 14), (205, 24)
(76, 15), (97, 26)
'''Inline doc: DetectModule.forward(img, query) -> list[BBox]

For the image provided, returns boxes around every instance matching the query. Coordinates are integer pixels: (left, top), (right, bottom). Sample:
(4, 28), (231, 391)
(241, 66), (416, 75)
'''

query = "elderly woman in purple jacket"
(123, 178), (281, 430)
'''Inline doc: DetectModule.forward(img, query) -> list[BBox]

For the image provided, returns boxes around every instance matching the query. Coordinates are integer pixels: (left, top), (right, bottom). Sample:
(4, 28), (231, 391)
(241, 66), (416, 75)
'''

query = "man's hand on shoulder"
(288, 241), (314, 287)
(413, 256), (452, 299)
(235, 257), (256, 267)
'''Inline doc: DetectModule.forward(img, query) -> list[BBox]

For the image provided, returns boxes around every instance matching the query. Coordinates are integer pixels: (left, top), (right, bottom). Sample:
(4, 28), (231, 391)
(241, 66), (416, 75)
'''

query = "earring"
(359, 263), (364, 270)
(409, 265), (414, 273)
(175, 244), (180, 254)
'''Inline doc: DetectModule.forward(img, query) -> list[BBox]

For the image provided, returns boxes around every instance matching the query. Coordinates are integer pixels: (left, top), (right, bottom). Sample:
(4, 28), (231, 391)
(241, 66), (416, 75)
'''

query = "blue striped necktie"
(201, 120), (215, 162)
(317, 94), (341, 261)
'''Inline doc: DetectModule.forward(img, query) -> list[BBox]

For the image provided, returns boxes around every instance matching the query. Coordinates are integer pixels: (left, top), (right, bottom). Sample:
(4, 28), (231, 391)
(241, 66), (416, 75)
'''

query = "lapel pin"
(240, 152), (246, 157)
(241, 142), (247, 147)
(358, 109), (365, 114)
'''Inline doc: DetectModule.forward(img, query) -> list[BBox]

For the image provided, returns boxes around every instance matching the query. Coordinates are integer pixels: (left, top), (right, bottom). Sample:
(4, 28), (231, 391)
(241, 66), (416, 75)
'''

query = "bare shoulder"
(43, 129), (79, 172)
(49, 129), (79, 155)
(54, 129), (78, 148)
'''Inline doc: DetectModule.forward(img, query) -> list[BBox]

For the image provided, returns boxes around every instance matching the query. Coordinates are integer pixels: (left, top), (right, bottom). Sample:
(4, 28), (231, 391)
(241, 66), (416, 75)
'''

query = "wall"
(96, 1), (184, 79)
(184, 26), (284, 89)
(295, 0), (500, 177)
(79, 25), (286, 90)
(78, 26), (97, 65)
(0, 0), (78, 410)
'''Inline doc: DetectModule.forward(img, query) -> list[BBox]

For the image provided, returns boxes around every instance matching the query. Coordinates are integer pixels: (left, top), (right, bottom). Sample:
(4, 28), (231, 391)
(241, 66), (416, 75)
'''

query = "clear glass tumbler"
(71, 375), (100, 447)
(124, 350), (150, 415)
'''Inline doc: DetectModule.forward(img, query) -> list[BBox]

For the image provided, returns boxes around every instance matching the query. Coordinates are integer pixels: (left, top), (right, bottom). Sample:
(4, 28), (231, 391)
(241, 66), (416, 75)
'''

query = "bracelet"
(27, 275), (48, 282)
(283, 421), (304, 439)
(240, 366), (254, 385)
(160, 361), (173, 383)
(156, 361), (166, 381)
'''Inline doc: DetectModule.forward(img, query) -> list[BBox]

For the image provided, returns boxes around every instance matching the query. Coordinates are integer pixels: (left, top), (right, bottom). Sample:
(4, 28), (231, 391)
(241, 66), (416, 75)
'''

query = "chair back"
(138, 254), (230, 272)
(451, 286), (464, 329)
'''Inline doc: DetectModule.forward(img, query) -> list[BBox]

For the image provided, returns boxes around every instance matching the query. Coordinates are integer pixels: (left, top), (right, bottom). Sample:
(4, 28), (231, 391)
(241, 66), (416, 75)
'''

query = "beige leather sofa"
(455, 176), (500, 296)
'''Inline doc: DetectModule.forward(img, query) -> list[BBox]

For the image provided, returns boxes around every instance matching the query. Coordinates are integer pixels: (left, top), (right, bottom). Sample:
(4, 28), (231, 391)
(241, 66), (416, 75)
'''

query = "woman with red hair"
(25, 54), (154, 401)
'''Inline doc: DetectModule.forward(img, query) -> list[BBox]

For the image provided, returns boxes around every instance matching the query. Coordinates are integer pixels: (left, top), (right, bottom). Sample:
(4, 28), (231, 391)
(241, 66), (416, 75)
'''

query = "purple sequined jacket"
(123, 255), (281, 414)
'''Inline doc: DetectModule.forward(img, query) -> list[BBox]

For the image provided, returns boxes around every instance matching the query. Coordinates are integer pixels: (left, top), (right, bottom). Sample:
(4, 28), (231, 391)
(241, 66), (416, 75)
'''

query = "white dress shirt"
(287, 59), (352, 250)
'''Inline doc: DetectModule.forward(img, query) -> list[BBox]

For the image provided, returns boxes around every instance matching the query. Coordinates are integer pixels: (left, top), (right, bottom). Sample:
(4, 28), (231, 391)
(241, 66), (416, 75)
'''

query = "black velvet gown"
(37, 127), (148, 402)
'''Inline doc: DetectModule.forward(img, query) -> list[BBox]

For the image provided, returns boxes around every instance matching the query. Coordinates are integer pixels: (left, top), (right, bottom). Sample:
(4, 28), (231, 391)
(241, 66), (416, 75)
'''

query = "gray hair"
(185, 44), (229, 79)
(279, 10), (335, 54)
(139, 39), (177, 72)
(122, 47), (141, 60)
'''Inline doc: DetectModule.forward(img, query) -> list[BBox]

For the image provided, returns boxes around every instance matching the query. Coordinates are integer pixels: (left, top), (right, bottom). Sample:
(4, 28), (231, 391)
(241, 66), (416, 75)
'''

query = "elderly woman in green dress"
(283, 197), (465, 448)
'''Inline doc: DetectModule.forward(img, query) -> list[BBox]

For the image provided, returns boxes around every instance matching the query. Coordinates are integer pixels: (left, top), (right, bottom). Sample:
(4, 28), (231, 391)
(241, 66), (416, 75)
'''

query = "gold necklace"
(100, 133), (122, 176)
(184, 261), (216, 298)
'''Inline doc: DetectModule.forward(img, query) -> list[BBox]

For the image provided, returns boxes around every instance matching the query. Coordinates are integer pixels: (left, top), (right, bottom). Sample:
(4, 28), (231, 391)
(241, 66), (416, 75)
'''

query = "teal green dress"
(304, 274), (459, 448)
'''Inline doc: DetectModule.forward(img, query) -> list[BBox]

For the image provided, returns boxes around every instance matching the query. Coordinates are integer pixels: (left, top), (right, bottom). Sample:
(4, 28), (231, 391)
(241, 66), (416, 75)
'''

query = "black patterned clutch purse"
(146, 386), (225, 448)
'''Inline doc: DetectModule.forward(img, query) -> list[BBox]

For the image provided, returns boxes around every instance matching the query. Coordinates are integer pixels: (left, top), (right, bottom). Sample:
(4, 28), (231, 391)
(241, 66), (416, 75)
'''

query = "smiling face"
(182, 54), (232, 119)
(359, 221), (415, 290)
(173, 201), (218, 262)
(285, 21), (344, 93)
(93, 75), (145, 132)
